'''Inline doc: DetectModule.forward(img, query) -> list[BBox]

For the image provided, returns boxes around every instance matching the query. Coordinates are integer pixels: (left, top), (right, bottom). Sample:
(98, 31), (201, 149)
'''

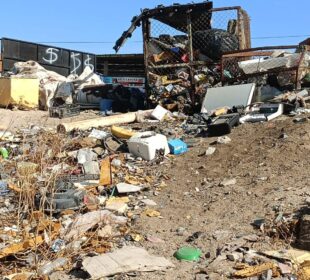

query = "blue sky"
(0, 0), (309, 55)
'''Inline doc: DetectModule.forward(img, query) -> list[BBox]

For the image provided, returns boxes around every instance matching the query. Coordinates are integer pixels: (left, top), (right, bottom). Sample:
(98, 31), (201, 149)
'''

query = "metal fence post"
(142, 18), (151, 107)
(187, 10), (195, 104)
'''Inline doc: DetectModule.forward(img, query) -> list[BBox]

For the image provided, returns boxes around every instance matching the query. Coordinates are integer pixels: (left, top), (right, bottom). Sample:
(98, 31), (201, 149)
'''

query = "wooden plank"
(222, 51), (274, 58)
(100, 157), (112, 186)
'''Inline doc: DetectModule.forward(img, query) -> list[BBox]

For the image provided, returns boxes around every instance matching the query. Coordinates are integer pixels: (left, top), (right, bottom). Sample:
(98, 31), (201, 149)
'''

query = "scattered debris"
(141, 199), (157, 206)
(205, 147), (216, 156)
(0, 236), (44, 259)
(116, 183), (142, 193)
(220, 178), (237, 187)
(0, 2), (310, 280)
(64, 210), (127, 241)
(233, 262), (277, 278)
(174, 247), (202, 261)
(217, 136), (231, 144)
(145, 209), (161, 217)
(105, 197), (129, 214)
(82, 246), (174, 278)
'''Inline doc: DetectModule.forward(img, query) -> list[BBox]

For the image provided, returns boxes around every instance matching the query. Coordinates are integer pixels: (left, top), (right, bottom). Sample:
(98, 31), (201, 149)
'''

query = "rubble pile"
(0, 112), (188, 279)
(0, 2), (310, 280)
(148, 64), (221, 113)
(222, 45), (310, 93)
(114, 2), (251, 113)
(6, 61), (104, 111)
(1, 99), (310, 279)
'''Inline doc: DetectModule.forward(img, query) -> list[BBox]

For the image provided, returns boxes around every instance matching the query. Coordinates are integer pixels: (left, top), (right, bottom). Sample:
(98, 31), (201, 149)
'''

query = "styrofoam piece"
(77, 149), (97, 164)
(127, 132), (169, 161)
(116, 183), (141, 193)
(151, 105), (169, 121)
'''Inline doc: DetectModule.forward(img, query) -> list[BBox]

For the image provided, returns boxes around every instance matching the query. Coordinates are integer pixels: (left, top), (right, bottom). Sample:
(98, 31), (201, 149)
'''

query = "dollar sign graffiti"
(42, 48), (59, 64)
(84, 55), (94, 71)
(71, 52), (82, 74)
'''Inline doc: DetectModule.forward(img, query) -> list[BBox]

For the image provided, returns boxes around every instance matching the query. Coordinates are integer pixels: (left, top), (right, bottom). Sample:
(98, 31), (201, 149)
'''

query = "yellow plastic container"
(0, 77), (39, 108)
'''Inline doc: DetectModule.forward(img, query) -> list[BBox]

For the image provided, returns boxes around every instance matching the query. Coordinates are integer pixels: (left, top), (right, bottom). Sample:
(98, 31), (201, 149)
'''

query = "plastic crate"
(49, 104), (80, 119)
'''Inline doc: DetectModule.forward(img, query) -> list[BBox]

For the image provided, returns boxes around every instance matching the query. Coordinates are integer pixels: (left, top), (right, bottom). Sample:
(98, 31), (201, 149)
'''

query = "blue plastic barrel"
(100, 99), (113, 115)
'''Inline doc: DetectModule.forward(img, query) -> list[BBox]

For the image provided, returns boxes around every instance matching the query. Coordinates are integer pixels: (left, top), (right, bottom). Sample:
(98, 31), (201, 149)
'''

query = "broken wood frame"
(221, 45), (308, 89)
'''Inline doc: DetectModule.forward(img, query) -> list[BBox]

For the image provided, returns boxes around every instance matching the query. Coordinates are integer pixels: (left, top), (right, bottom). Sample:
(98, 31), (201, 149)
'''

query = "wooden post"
(57, 110), (153, 133)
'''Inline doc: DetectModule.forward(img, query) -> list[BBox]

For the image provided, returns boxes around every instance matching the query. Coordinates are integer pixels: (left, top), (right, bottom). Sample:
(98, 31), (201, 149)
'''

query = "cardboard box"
(0, 78), (39, 108)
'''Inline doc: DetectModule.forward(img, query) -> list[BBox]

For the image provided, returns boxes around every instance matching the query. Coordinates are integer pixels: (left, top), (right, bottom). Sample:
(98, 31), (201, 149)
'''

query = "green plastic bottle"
(174, 247), (202, 261)
(0, 148), (9, 159)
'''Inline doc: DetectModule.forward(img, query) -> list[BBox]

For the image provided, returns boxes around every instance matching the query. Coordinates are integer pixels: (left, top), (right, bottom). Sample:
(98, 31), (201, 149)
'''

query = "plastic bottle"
(38, 257), (68, 275)
(0, 148), (9, 159)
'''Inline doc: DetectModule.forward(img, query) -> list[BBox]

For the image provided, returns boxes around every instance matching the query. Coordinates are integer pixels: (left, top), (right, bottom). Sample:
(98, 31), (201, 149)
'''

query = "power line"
(37, 41), (143, 44)
(252, 35), (310, 40)
(37, 35), (310, 44)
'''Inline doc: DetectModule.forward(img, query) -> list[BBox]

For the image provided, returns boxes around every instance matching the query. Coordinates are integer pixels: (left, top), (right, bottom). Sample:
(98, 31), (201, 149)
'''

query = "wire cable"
(37, 35), (310, 44)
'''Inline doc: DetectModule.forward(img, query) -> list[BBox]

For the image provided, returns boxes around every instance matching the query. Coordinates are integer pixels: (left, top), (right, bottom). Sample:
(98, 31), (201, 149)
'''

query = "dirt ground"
(0, 108), (100, 132)
(1, 109), (309, 280)
(125, 116), (309, 280)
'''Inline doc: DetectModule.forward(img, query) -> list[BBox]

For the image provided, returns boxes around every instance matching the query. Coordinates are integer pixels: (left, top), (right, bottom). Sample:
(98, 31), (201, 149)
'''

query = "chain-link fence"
(192, 9), (239, 62)
(221, 46), (310, 89)
(144, 6), (250, 111)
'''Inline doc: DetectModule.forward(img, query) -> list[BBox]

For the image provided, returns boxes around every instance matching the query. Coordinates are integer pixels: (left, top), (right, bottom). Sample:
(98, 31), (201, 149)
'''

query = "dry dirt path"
(133, 117), (310, 279)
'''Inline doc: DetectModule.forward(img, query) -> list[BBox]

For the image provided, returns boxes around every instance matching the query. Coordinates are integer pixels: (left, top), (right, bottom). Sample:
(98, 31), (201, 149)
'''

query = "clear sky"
(0, 0), (309, 55)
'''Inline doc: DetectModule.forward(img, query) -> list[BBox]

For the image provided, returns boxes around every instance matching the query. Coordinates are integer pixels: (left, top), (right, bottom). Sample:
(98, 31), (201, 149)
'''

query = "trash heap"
(222, 44), (310, 90)
(1, 102), (310, 279)
(6, 61), (104, 111)
(113, 2), (251, 113)
(145, 26), (243, 113)
(2, 60), (146, 118)
(0, 108), (189, 279)
(148, 63), (222, 113)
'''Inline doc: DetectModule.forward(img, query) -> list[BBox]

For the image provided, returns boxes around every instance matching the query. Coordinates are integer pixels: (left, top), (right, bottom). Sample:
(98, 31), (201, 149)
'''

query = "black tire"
(193, 29), (239, 61)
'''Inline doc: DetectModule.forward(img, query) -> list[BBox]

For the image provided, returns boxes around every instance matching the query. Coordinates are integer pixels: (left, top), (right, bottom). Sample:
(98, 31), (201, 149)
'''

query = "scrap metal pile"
(114, 2), (251, 113)
(114, 2), (310, 117)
